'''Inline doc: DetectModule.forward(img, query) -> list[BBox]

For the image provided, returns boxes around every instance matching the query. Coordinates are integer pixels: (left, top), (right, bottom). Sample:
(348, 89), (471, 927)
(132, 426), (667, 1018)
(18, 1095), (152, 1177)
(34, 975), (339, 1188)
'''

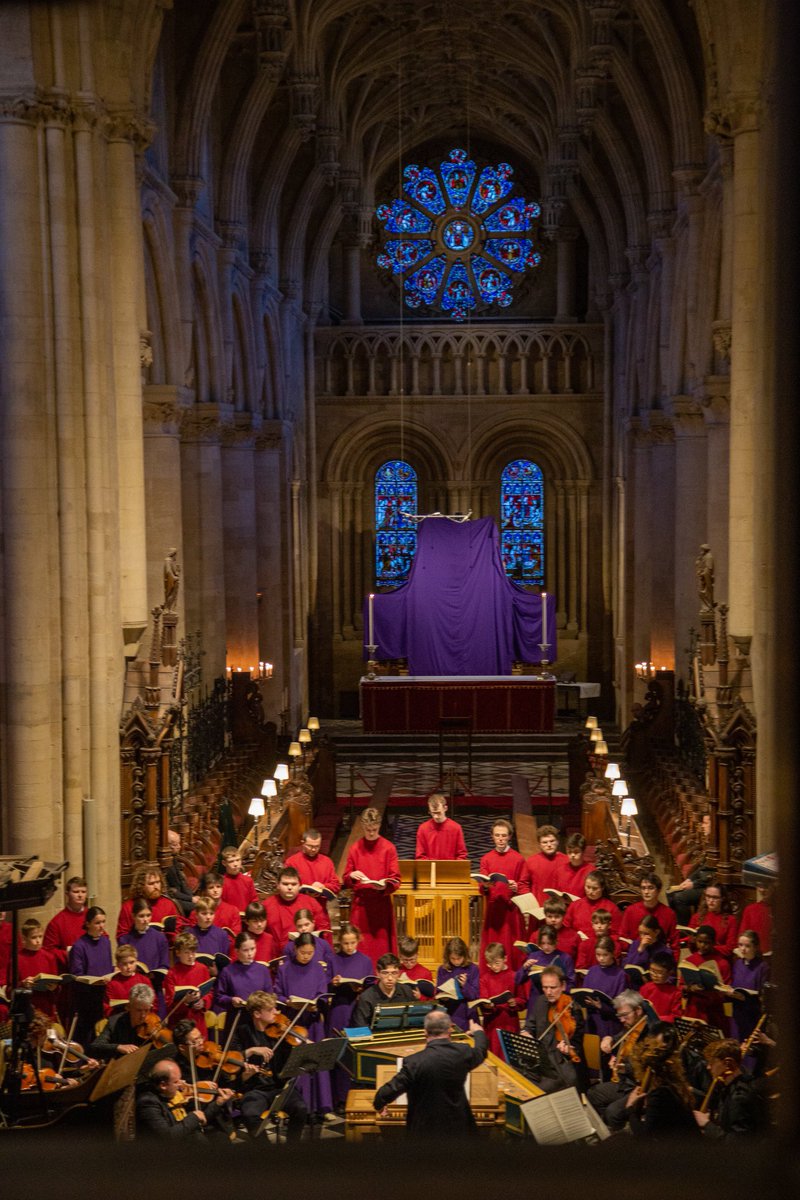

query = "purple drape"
(364, 517), (556, 675)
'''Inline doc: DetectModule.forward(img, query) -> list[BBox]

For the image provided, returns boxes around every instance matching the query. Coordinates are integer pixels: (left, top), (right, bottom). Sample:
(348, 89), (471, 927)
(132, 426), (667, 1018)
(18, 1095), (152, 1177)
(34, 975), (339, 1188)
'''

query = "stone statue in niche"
(163, 547), (180, 612)
(695, 543), (715, 614)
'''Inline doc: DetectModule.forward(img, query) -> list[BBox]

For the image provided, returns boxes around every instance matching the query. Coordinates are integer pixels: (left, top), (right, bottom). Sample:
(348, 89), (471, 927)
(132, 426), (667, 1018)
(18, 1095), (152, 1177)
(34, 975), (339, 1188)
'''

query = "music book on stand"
(521, 1087), (609, 1145)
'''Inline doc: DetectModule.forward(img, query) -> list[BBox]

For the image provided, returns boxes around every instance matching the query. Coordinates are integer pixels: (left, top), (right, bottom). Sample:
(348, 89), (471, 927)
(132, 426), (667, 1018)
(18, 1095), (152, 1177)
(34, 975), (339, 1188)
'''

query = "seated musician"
(520, 965), (585, 1094)
(136, 1058), (235, 1139)
(230, 990), (309, 1139)
(165, 828), (198, 917)
(169, 1018), (241, 1138)
(352, 953), (417, 1029)
(693, 1038), (768, 1138)
(104, 944), (151, 1016)
(414, 793), (468, 861)
(89, 982), (158, 1059)
(586, 989), (647, 1129)
(625, 1022), (700, 1139)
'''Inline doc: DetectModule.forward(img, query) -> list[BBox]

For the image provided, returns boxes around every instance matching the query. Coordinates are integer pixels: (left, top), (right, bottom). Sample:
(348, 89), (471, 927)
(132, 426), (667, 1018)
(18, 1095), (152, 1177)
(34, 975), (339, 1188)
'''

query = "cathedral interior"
(1, 0), (799, 1147)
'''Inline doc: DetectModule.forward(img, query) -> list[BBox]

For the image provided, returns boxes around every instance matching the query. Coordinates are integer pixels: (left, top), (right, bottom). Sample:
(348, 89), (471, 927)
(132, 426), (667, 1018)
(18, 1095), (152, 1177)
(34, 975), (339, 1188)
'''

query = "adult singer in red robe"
(343, 808), (400, 965)
(478, 819), (530, 967)
(415, 794), (468, 861)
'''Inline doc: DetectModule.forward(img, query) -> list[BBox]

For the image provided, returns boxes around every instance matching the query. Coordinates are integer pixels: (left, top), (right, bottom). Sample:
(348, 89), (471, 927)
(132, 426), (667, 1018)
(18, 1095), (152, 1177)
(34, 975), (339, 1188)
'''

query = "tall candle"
(541, 591), (548, 648)
(368, 593), (375, 646)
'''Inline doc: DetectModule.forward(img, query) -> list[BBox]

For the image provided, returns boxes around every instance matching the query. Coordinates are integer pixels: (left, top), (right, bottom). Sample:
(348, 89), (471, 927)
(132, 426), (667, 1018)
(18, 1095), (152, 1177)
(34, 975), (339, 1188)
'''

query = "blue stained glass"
(441, 261), (476, 322)
(501, 459), (544, 585)
(483, 237), (537, 272)
(375, 461), (418, 587)
(484, 197), (533, 233)
(376, 199), (433, 233)
(470, 163), (514, 214)
(442, 219), (475, 252)
(405, 256), (446, 304)
(441, 149), (476, 207)
(404, 165), (446, 215)
(470, 256), (512, 302)
(375, 148), (541, 320)
(382, 239), (434, 273)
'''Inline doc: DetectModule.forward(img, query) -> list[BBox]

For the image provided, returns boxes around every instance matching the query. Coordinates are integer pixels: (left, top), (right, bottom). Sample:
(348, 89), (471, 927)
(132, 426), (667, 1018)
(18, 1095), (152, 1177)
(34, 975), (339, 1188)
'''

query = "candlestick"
(368, 593), (375, 648)
(541, 591), (548, 649)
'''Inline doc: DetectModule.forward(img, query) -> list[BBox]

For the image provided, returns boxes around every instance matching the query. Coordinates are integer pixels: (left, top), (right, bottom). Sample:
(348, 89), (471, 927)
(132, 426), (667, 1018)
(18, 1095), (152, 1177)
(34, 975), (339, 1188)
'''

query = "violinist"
(520, 965), (585, 1094)
(626, 1023), (700, 1139)
(692, 1038), (768, 1138)
(228, 990), (309, 1138)
(136, 1058), (235, 1139)
(586, 989), (646, 1129)
(170, 1019), (242, 1138)
(89, 983), (158, 1059)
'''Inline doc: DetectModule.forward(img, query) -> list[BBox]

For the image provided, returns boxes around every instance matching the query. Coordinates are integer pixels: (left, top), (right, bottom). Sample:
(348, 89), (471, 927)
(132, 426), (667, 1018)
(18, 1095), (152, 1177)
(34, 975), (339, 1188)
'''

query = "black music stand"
(280, 1036), (347, 1083)
(371, 1001), (433, 1033)
(254, 1077), (299, 1143)
(498, 1029), (547, 1077)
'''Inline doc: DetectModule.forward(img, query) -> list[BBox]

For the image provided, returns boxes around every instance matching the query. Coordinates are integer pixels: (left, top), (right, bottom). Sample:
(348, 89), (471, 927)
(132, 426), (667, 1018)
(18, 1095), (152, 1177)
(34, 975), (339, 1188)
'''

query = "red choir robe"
(0, 920), (14, 978)
(564, 896), (621, 938)
(415, 818), (468, 861)
(221, 871), (258, 912)
(554, 858), (594, 897)
(247, 929), (280, 966)
(11, 946), (61, 1018)
(681, 949), (731, 1030)
(737, 900), (773, 952)
(163, 960), (211, 1036)
(619, 900), (680, 958)
(687, 910), (738, 958)
(42, 907), (87, 969)
(551, 925), (582, 962)
(478, 848), (530, 967)
(211, 898), (243, 936)
(264, 893), (327, 948)
(478, 963), (524, 1056)
(284, 849), (342, 943)
(104, 970), (151, 1016)
(640, 979), (682, 1022)
(398, 962), (433, 983)
(116, 895), (179, 940)
(526, 850), (568, 902)
(575, 932), (620, 970)
(343, 836), (401, 965)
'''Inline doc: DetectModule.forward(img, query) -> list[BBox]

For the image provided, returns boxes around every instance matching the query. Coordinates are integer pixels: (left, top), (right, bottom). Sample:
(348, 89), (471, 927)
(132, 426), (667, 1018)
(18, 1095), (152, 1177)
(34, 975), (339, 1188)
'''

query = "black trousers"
(239, 1083), (307, 1139)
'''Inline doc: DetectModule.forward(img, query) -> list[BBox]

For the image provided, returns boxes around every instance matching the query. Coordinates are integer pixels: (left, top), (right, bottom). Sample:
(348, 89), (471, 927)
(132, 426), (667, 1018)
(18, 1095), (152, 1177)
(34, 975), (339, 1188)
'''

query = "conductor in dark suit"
(372, 1008), (488, 1137)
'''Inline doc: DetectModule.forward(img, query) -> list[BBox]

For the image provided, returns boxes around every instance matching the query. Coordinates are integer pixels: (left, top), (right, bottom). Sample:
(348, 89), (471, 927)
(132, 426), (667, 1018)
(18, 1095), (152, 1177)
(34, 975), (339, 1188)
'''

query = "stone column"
(555, 482), (567, 628)
(727, 101), (761, 640)
(180, 406), (230, 677)
(255, 422), (288, 721)
(629, 420), (653, 666)
(566, 483), (578, 634)
(669, 396), (707, 667)
(701, 382), (730, 602)
(647, 413), (676, 668)
(343, 238), (364, 325)
(221, 417), (261, 669)
(554, 228), (579, 322)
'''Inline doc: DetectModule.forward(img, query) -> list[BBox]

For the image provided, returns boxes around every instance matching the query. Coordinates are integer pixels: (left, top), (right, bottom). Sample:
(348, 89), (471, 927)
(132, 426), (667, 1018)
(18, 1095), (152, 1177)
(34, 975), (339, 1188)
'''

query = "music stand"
(371, 1002), (433, 1033)
(254, 1077), (298, 1143)
(498, 1029), (547, 1077)
(280, 1036), (347, 1082)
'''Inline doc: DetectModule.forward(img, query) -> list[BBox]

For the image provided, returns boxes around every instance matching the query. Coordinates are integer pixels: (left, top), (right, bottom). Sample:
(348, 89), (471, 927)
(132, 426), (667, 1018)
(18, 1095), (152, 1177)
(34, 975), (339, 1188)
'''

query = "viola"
(546, 994), (581, 1064)
(20, 1063), (68, 1092)
(193, 1039), (223, 1070)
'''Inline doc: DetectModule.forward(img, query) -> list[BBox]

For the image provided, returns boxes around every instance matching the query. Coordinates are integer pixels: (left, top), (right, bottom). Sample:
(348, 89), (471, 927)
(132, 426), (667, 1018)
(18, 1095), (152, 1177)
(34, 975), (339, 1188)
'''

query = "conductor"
(373, 1009), (488, 1138)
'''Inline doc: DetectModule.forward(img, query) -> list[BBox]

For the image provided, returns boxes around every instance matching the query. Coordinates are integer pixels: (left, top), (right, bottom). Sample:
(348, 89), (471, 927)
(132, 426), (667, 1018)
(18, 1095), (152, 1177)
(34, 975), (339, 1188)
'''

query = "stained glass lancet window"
(375, 461), (418, 587)
(501, 460), (544, 585)
(375, 148), (541, 322)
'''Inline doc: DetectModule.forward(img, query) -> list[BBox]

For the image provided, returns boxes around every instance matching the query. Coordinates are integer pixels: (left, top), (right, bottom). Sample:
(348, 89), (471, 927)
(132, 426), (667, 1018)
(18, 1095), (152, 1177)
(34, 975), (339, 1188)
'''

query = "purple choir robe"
(730, 955), (769, 1042)
(274, 956), (333, 1114)
(581, 963), (628, 1039)
(436, 963), (480, 1031)
(118, 926), (170, 1015)
(282, 935), (335, 976)
(213, 960), (273, 1012)
(327, 947), (375, 1106)
(68, 933), (114, 977)
(187, 923), (231, 960)
(67, 933), (114, 1044)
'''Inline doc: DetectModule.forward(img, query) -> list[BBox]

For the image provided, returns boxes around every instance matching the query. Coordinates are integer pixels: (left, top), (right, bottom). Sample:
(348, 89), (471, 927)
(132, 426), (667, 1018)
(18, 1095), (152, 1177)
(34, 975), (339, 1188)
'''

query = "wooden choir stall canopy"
(361, 675), (555, 733)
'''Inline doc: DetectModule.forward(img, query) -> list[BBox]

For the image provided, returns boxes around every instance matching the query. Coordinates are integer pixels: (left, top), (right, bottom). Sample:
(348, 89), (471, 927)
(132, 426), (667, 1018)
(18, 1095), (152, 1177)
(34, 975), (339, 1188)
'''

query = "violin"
(19, 1063), (71, 1092)
(545, 994), (581, 1064)
(264, 1011), (310, 1046)
(193, 1039), (223, 1070)
(135, 1011), (173, 1045)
